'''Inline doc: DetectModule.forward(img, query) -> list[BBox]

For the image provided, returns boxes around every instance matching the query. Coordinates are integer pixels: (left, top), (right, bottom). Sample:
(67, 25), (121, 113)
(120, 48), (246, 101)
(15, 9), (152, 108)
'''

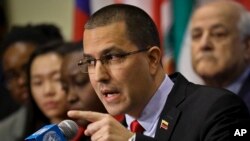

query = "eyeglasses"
(78, 48), (150, 74)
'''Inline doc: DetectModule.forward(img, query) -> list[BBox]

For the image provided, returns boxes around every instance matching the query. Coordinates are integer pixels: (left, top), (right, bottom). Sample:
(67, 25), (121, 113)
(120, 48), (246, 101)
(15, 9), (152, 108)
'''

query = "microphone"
(25, 119), (79, 141)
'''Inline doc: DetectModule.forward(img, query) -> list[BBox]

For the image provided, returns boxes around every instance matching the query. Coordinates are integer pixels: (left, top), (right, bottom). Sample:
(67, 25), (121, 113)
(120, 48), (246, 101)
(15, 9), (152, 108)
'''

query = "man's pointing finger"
(67, 110), (106, 122)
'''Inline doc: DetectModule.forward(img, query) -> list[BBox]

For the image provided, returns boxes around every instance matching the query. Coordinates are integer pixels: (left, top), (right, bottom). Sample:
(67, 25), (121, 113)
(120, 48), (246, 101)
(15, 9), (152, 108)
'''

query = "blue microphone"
(25, 119), (78, 141)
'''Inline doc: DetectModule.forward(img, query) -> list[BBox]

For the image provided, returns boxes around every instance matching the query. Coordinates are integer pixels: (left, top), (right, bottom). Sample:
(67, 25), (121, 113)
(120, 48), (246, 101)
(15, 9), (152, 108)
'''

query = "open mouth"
(102, 90), (118, 97)
(100, 88), (120, 102)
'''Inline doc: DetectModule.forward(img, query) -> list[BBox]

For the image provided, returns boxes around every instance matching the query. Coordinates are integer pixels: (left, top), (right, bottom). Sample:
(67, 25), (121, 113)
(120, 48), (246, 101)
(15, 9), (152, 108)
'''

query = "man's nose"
(93, 61), (110, 82)
(199, 33), (213, 51)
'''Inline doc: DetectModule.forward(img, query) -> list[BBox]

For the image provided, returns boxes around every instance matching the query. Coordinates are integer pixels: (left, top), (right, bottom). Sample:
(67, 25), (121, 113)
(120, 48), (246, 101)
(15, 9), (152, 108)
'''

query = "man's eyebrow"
(211, 24), (227, 30)
(83, 46), (124, 57)
(83, 54), (92, 58)
(191, 25), (202, 33)
(191, 23), (227, 31)
(191, 28), (201, 33)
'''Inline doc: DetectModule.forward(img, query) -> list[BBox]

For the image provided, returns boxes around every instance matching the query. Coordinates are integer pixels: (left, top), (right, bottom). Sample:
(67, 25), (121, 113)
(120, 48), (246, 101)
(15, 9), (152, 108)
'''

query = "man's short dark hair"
(85, 4), (160, 49)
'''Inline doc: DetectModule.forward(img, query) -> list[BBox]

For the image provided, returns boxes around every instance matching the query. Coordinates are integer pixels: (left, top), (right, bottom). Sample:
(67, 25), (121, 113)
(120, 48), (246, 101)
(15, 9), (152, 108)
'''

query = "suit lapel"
(156, 108), (180, 141)
(155, 73), (189, 141)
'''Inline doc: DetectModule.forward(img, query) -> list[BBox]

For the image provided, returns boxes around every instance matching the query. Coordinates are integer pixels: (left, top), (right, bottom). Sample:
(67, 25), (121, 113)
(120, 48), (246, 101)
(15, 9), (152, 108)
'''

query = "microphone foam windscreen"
(58, 119), (79, 140)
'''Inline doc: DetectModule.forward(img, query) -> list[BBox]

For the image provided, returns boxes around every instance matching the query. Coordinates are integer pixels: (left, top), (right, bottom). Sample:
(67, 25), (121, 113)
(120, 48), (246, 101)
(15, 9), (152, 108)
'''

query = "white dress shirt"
(126, 74), (174, 138)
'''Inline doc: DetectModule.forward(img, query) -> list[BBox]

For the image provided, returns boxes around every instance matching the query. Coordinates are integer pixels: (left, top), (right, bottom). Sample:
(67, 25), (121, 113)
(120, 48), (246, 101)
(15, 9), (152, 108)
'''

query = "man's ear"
(147, 46), (162, 74)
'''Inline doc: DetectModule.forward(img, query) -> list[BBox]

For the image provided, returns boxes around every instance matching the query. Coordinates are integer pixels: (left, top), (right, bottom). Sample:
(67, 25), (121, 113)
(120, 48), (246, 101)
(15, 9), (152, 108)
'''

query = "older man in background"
(191, 0), (250, 112)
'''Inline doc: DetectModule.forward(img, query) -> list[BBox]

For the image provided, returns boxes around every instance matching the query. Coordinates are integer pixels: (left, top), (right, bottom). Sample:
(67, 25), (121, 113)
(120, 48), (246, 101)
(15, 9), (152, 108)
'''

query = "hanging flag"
(166, 0), (194, 65)
(235, 0), (250, 10)
(164, 0), (196, 77)
(73, 0), (90, 42)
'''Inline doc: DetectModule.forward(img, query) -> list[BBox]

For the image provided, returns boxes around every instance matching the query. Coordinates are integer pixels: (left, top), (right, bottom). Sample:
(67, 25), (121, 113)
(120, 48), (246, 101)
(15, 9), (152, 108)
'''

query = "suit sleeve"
(201, 92), (250, 141)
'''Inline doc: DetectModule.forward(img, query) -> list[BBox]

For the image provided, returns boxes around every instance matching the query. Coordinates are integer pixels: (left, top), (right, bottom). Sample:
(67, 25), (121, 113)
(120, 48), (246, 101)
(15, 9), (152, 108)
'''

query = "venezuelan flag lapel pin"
(160, 119), (169, 130)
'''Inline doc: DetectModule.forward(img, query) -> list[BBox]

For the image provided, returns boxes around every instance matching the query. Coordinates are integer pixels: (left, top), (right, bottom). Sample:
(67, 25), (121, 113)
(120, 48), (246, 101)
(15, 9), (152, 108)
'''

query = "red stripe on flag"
(235, 0), (250, 11)
(73, 7), (89, 42)
(152, 0), (164, 51)
(114, 0), (123, 3)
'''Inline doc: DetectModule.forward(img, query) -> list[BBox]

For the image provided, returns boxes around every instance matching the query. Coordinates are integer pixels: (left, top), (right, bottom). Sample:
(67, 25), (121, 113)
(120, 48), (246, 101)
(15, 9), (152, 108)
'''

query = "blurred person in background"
(60, 42), (107, 141)
(0, 24), (64, 120)
(191, 0), (250, 112)
(34, 23), (64, 42)
(27, 41), (68, 124)
(0, 25), (47, 120)
(0, 41), (69, 141)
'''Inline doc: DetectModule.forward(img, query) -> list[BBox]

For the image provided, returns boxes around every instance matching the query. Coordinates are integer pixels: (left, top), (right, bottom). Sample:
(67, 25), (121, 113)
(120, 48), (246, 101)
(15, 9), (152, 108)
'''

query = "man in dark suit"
(191, 0), (250, 112)
(68, 4), (250, 141)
